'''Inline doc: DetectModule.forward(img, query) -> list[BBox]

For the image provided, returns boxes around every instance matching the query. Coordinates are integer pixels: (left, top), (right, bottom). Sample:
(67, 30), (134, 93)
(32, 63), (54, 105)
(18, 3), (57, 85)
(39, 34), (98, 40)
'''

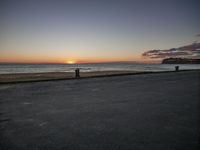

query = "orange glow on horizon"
(65, 60), (76, 64)
(0, 54), (161, 64)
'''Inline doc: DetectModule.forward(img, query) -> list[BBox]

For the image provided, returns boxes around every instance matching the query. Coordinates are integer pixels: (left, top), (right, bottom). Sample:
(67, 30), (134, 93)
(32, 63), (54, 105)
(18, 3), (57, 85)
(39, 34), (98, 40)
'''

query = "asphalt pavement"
(0, 71), (199, 150)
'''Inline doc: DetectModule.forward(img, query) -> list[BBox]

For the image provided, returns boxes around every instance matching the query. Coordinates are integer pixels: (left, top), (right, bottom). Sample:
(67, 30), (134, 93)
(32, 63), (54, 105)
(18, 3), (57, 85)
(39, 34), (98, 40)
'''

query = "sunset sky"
(0, 0), (199, 64)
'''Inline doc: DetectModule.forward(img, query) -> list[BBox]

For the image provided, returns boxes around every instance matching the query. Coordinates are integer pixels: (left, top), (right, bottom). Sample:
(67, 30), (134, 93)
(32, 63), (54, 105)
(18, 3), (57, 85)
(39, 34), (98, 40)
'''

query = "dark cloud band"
(142, 42), (200, 59)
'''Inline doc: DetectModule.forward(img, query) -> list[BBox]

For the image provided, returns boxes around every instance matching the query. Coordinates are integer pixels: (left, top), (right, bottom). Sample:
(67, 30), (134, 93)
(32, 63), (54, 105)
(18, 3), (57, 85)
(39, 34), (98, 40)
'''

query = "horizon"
(0, 60), (161, 65)
(0, 0), (200, 64)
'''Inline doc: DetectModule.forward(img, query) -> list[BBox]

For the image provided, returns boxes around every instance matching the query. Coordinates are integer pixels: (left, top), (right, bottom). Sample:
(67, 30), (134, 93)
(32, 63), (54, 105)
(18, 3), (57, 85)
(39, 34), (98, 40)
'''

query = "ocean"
(0, 63), (200, 74)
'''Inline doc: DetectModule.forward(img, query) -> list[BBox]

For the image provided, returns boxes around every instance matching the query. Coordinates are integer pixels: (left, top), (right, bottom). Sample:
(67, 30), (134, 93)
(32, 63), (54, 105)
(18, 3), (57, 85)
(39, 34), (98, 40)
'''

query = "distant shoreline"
(162, 58), (200, 64)
(0, 70), (199, 84)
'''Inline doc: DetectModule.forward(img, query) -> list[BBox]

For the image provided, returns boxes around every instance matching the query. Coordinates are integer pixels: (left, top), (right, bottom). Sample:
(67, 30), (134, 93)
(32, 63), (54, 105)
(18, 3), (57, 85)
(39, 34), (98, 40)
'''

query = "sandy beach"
(0, 71), (149, 83)
(0, 70), (199, 150)
(0, 70), (196, 84)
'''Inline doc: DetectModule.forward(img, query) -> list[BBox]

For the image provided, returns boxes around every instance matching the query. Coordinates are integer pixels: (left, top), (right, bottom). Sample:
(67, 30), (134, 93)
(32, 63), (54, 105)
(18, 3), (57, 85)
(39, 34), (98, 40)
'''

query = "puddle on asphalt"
(39, 122), (48, 127)
(22, 102), (32, 105)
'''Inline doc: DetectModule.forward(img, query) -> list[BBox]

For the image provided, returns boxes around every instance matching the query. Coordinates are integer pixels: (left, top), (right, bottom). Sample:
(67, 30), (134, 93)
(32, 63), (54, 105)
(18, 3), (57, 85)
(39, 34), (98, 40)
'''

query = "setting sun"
(65, 60), (76, 64)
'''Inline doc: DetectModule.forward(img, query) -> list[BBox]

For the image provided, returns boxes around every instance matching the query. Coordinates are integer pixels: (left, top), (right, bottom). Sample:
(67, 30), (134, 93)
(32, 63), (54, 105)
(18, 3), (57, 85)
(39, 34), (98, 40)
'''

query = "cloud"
(196, 34), (200, 37)
(142, 42), (200, 59)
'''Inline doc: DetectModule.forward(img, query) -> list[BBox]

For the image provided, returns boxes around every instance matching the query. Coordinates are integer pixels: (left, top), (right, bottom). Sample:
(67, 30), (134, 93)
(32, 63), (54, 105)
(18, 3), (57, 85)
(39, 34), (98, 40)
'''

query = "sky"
(0, 0), (199, 64)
